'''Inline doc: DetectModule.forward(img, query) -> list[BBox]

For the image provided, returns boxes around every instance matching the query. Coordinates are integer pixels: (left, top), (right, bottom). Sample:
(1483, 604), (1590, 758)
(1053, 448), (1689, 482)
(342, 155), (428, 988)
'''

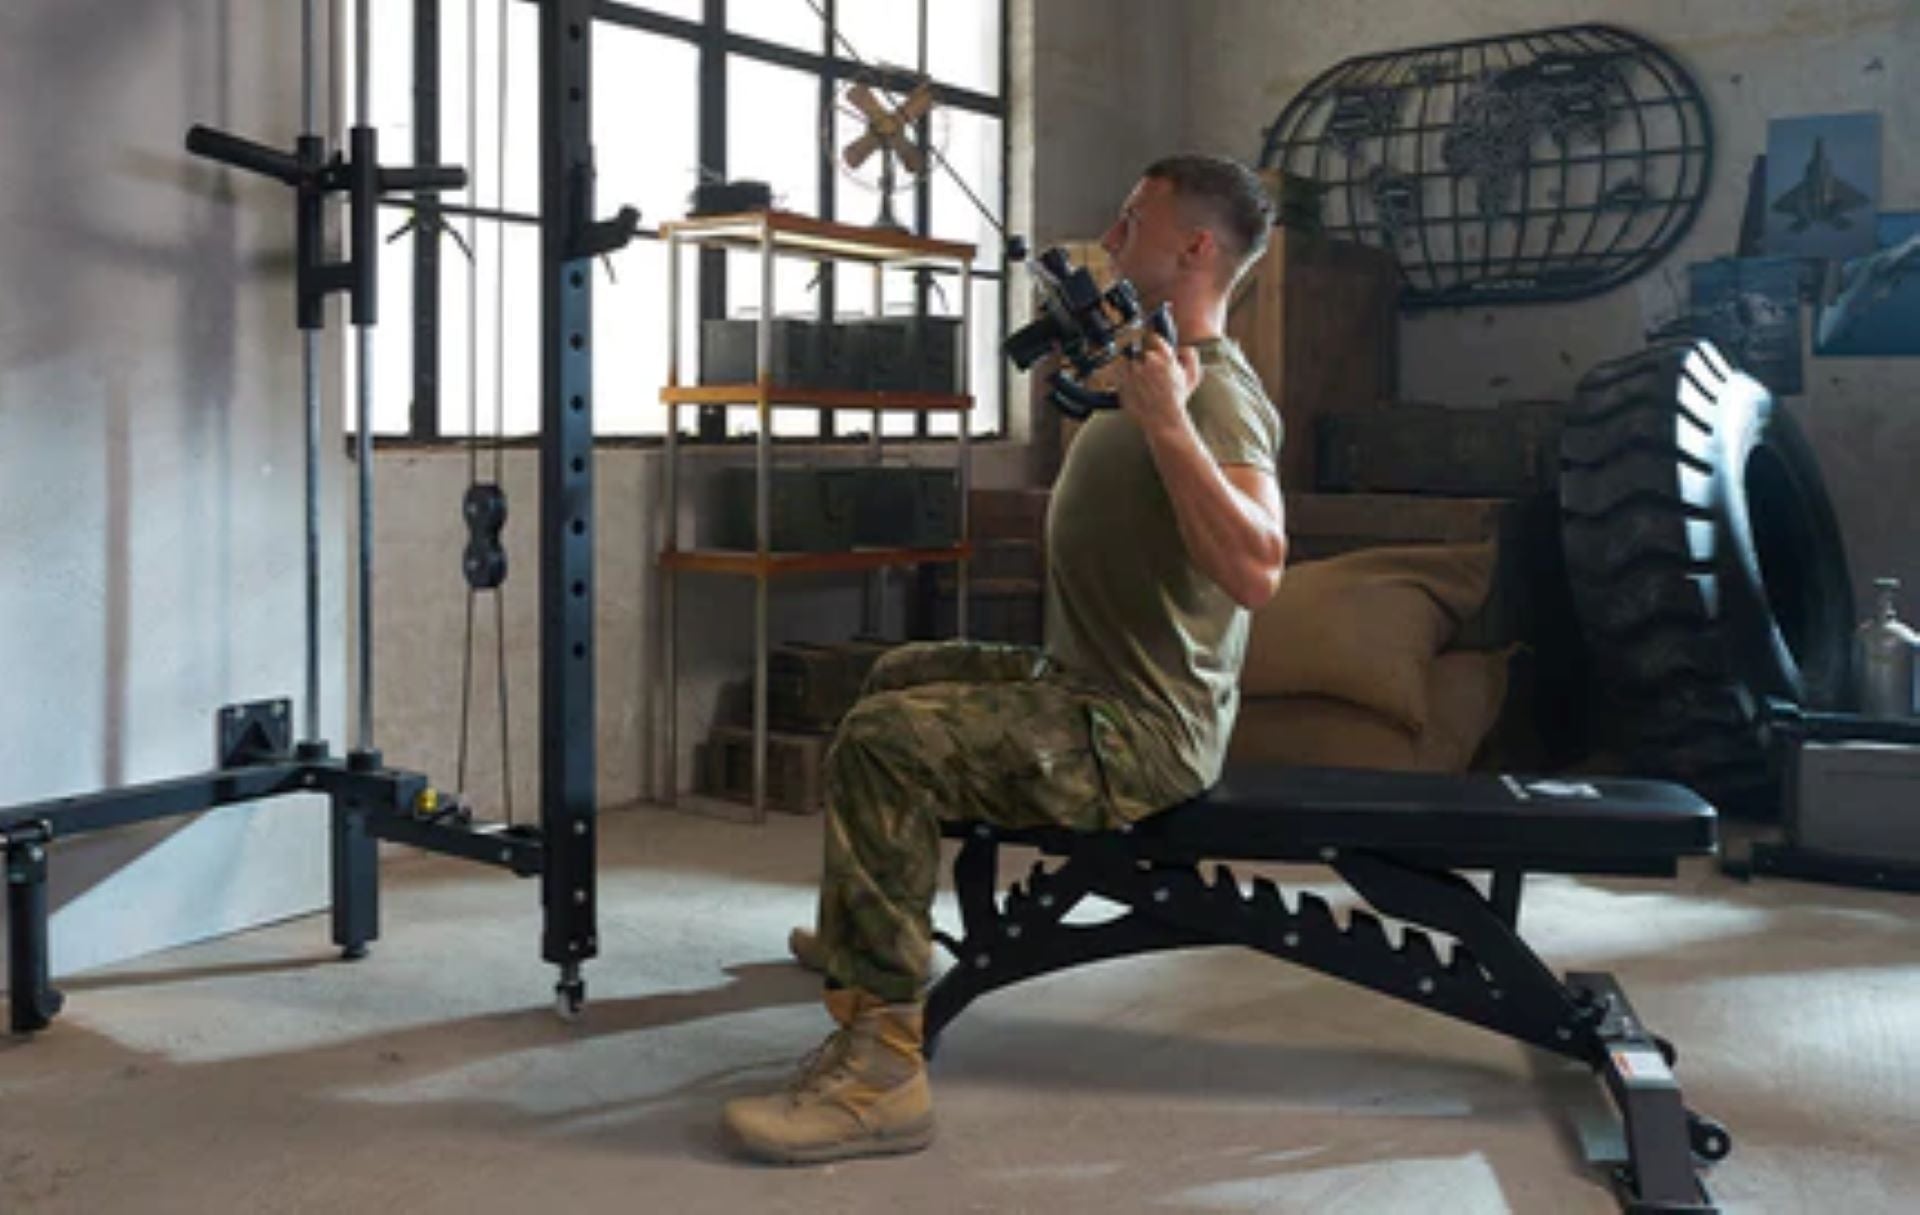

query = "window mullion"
(696, 0), (727, 441)
(818, 0), (837, 440)
(413, 0), (442, 438)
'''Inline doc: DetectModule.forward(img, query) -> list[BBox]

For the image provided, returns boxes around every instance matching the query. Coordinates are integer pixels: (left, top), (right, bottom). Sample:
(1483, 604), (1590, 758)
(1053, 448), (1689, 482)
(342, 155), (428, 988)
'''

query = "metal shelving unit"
(657, 209), (977, 819)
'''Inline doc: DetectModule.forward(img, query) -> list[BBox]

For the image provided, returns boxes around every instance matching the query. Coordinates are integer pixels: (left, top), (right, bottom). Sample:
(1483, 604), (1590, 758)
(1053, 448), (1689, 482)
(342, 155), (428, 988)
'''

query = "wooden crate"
(1283, 491), (1515, 561)
(933, 539), (1044, 593)
(914, 579), (1045, 647)
(765, 638), (895, 732)
(1315, 401), (1564, 497)
(696, 725), (831, 815)
(969, 487), (1052, 544)
(955, 488), (1050, 591)
(1225, 229), (1400, 491)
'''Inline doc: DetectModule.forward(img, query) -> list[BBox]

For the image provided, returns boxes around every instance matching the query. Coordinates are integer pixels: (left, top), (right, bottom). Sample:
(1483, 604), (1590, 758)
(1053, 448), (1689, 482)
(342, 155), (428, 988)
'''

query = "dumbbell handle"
(1145, 304), (1177, 347)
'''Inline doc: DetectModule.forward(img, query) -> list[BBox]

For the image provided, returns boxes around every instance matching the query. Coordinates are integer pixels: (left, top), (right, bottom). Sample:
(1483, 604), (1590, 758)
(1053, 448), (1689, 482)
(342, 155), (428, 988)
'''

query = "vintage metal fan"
(838, 75), (938, 230)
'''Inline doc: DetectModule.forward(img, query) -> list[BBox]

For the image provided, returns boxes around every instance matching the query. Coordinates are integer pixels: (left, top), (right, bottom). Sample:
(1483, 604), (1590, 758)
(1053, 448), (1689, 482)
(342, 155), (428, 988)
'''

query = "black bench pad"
(944, 765), (1717, 876)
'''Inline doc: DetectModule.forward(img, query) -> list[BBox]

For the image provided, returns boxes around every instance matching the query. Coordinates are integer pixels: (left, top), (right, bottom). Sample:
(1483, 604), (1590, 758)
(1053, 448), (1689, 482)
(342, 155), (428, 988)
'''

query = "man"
(722, 154), (1288, 1164)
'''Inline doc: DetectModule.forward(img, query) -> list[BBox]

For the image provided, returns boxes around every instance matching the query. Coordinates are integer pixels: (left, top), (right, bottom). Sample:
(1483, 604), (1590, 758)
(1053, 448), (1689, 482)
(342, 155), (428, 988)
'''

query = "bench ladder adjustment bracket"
(926, 824), (1727, 1214)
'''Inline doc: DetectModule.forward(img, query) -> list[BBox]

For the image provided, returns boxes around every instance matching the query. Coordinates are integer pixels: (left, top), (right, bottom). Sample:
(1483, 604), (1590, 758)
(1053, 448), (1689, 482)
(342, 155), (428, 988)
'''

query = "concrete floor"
(4, 803), (1917, 1215)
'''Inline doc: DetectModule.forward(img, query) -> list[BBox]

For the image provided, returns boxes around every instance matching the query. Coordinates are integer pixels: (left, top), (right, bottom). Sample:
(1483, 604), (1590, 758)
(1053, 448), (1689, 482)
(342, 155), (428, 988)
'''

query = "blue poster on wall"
(1688, 257), (1804, 396)
(1763, 112), (1881, 262)
(1815, 213), (1920, 357)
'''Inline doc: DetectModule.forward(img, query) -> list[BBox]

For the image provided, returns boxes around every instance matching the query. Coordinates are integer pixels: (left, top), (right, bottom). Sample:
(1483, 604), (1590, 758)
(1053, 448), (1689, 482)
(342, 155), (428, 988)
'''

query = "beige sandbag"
(1227, 647), (1513, 774)
(1240, 540), (1497, 731)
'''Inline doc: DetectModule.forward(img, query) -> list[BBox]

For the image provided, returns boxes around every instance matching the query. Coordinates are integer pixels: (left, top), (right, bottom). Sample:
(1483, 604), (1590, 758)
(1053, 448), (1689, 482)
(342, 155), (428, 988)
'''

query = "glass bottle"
(1855, 578), (1919, 718)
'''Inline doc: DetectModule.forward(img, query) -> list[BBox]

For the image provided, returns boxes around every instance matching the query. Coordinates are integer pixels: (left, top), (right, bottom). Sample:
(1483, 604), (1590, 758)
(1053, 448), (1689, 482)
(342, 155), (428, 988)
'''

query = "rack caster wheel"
(1688, 1111), (1732, 1162)
(340, 944), (368, 961)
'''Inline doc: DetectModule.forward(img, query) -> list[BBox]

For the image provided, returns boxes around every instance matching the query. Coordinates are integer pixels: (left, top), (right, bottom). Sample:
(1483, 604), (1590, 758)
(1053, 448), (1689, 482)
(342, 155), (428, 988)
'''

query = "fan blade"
(897, 82), (935, 124)
(844, 130), (883, 170)
(891, 135), (927, 177)
(848, 83), (890, 125)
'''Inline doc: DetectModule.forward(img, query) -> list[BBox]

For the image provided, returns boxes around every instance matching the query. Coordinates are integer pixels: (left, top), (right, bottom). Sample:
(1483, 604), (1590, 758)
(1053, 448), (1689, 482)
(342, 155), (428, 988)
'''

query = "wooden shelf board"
(659, 210), (975, 266)
(661, 544), (973, 577)
(660, 384), (972, 412)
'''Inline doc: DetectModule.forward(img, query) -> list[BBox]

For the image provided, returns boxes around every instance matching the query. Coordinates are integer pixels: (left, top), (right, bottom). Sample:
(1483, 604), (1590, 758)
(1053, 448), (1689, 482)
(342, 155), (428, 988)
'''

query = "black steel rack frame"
(3, 0), (618, 1036)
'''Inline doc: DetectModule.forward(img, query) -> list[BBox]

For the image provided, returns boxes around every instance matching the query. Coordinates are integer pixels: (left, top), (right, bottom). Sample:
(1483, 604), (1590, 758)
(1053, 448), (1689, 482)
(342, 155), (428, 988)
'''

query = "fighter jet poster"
(1764, 112), (1881, 261)
(1816, 213), (1920, 358)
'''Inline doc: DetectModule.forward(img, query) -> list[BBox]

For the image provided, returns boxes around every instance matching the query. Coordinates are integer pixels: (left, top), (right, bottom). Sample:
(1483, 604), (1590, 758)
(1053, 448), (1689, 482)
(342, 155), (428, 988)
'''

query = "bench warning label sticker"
(1501, 776), (1603, 801)
(1528, 779), (1602, 798)
(1611, 1047), (1675, 1085)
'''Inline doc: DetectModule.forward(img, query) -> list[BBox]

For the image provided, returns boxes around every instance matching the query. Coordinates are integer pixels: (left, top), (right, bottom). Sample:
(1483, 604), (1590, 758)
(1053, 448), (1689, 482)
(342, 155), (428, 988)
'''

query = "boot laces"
(785, 1026), (858, 1097)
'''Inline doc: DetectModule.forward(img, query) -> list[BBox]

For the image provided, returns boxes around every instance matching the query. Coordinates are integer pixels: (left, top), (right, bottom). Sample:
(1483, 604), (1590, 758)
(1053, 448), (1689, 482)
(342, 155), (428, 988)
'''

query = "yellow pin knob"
(414, 787), (440, 816)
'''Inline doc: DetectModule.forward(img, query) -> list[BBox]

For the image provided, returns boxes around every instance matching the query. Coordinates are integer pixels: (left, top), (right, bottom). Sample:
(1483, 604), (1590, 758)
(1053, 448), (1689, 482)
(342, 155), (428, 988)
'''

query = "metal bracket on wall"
(218, 699), (296, 768)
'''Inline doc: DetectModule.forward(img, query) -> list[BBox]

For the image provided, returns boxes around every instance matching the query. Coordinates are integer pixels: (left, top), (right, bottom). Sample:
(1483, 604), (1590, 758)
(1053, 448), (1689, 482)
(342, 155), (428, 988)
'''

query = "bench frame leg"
(5, 821), (65, 1035)
(926, 832), (1722, 1215)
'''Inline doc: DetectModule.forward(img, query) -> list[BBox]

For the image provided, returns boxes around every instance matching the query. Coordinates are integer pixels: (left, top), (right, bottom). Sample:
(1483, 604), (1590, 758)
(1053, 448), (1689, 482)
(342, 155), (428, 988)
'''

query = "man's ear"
(1181, 225), (1217, 268)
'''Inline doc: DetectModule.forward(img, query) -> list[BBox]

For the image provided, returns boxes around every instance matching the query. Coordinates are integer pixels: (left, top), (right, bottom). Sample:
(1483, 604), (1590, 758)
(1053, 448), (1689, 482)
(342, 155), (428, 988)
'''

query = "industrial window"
(353, 0), (1008, 442)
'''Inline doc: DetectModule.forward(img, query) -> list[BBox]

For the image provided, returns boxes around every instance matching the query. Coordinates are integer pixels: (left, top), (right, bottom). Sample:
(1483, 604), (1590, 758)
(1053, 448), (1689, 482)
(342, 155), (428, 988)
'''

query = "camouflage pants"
(815, 640), (1198, 1003)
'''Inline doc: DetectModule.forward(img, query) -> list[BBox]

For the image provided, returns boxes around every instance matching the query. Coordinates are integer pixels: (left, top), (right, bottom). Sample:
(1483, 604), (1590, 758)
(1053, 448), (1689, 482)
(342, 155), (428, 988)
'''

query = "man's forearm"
(1139, 415), (1286, 608)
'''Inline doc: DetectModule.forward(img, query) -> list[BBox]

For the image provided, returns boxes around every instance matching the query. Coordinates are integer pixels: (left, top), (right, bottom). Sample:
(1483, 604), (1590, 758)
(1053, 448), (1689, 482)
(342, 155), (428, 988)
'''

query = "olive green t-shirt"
(1045, 337), (1282, 797)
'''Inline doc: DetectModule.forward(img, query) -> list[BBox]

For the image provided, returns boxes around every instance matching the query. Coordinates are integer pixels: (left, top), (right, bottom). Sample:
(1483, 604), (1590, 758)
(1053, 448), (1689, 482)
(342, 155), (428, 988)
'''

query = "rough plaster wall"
(371, 443), (1030, 811)
(1027, 0), (1190, 244)
(1182, 0), (1920, 613)
(0, 3), (344, 978)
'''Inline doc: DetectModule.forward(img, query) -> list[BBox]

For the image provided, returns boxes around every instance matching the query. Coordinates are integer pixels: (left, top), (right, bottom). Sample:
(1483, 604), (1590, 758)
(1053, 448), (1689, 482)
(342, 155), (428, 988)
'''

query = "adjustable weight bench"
(927, 766), (1727, 1215)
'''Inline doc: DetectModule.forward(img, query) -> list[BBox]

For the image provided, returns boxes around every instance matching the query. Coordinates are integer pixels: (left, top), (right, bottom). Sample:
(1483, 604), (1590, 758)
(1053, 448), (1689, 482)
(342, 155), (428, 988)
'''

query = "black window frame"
(400, 0), (1011, 446)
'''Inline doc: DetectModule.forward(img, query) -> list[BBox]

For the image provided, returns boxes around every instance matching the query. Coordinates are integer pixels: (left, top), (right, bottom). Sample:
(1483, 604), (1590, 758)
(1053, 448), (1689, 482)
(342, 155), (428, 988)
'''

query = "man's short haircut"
(1143, 154), (1276, 282)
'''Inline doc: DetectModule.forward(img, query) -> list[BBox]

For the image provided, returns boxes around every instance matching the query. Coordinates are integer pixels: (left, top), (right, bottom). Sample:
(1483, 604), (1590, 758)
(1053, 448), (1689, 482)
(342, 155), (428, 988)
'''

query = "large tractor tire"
(1559, 339), (1854, 818)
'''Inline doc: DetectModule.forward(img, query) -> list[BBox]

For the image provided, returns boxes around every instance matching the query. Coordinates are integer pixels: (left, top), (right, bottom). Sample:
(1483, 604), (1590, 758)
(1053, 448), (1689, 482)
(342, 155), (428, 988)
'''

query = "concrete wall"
(1181, 0), (1920, 609)
(1022, 0), (1191, 244)
(0, 2), (343, 978)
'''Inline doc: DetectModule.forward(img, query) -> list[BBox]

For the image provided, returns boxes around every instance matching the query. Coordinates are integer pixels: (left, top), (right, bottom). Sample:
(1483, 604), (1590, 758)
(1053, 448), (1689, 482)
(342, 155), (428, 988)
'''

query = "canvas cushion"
(1226, 647), (1513, 774)
(1240, 541), (1497, 731)
(1413, 648), (1514, 771)
(1227, 694), (1421, 770)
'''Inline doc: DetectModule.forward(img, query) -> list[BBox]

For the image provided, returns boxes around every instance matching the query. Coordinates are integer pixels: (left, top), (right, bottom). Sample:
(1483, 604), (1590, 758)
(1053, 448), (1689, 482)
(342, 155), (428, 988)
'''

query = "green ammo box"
(851, 467), (960, 548)
(713, 467), (857, 552)
(700, 317), (834, 387)
(855, 316), (963, 394)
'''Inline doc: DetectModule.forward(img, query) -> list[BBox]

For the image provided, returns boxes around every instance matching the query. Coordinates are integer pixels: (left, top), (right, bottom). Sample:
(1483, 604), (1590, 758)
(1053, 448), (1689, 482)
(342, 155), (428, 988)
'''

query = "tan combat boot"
(722, 988), (933, 1164)
(787, 926), (826, 974)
